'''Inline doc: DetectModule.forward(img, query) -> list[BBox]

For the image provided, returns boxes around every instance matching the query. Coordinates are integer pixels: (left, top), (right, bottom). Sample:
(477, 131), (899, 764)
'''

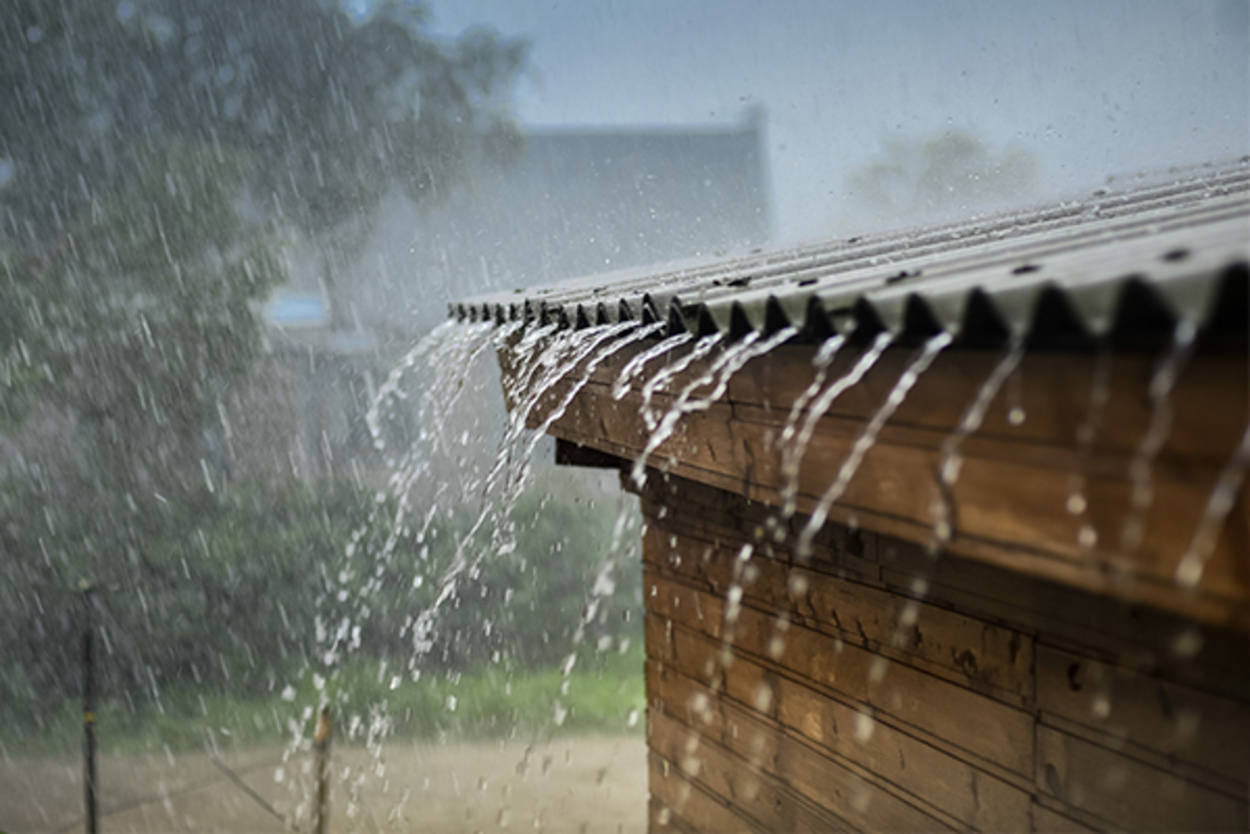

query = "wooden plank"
(649, 796), (699, 834)
(649, 710), (854, 833)
(1035, 724), (1248, 832)
(770, 674), (1030, 832)
(644, 572), (1037, 779)
(1029, 797), (1100, 833)
(650, 658), (1032, 833)
(652, 693), (956, 833)
(737, 705), (957, 832)
(642, 474), (1249, 699)
(578, 340), (1249, 463)
(877, 534), (1250, 703)
(649, 753), (758, 833)
(550, 373), (1248, 627)
(643, 523), (1036, 706)
(641, 475), (883, 583)
(1036, 645), (1250, 796)
(646, 606), (727, 690)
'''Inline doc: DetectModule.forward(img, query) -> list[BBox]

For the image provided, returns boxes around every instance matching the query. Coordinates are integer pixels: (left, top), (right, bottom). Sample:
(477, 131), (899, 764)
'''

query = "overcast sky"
(422, 0), (1249, 242)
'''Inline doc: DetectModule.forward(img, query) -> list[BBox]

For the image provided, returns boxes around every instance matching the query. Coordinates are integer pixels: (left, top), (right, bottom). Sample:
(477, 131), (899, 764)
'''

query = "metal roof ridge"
(451, 161), (1250, 348)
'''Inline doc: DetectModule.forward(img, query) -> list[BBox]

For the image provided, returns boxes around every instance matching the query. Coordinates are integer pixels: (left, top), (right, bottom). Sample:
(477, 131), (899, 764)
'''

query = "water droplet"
(1171, 628), (1204, 659)
(1175, 708), (1202, 742)
(626, 707), (640, 728)
(787, 572), (810, 596)
(1066, 494), (1087, 515)
(691, 692), (710, 715)
(798, 333), (950, 559)
(854, 711), (875, 742)
(445, 695), (458, 712)
(1175, 554), (1203, 589)
(281, 685), (296, 702)
(1008, 406), (1026, 426)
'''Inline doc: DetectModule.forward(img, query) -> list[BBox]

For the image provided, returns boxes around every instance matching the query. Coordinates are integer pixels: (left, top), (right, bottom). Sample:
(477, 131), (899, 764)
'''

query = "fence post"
(79, 579), (98, 834)
(313, 705), (332, 834)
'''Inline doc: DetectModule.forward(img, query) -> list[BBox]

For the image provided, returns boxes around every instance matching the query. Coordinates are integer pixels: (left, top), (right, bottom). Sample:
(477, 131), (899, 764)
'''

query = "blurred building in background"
(236, 110), (773, 481)
(347, 108), (773, 337)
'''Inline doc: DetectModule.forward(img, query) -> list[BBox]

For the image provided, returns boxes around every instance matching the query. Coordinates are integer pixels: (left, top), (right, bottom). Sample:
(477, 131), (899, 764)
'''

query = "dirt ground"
(0, 735), (647, 833)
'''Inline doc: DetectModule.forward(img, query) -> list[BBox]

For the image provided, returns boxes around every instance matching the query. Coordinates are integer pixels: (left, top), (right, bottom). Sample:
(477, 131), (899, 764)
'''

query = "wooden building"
(456, 164), (1249, 832)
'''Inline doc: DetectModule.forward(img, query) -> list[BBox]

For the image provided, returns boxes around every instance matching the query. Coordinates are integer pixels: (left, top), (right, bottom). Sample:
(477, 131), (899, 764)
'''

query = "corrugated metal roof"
(452, 161), (1249, 348)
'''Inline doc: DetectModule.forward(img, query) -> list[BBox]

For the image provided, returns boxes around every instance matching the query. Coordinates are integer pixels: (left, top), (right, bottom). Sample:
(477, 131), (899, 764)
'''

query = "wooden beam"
(554, 437), (626, 470)
(511, 337), (1247, 628)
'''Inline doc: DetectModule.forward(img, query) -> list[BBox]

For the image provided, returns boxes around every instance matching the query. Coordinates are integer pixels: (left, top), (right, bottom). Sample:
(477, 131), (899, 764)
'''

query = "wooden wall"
(535, 342), (1249, 631)
(640, 472), (1250, 833)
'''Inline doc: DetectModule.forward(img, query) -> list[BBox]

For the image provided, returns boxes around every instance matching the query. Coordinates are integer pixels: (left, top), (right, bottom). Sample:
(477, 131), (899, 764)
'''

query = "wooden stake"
(79, 579), (98, 834)
(313, 705), (332, 834)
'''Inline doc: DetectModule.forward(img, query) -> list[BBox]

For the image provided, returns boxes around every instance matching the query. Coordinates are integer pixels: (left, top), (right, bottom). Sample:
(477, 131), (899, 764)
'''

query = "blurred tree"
(0, 0), (529, 715)
(1, 149), (283, 489)
(0, 0), (527, 481)
(846, 130), (1037, 225)
(1, 0), (527, 249)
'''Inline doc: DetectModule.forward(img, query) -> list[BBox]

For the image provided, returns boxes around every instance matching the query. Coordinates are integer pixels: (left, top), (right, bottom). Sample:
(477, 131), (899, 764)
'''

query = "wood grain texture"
(642, 499), (1250, 833)
(649, 657), (1032, 832)
(528, 337), (1248, 628)
(1035, 724), (1247, 832)
(1035, 644), (1249, 797)
(504, 326), (1250, 830)
(645, 570), (1037, 776)
(648, 754), (757, 834)
(643, 523), (1036, 707)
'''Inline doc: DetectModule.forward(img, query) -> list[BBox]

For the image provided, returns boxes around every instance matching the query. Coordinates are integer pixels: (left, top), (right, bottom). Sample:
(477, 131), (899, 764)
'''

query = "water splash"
(1175, 420), (1250, 589)
(780, 332), (893, 518)
(1120, 320), (1198, 553)
(424, 323), (652, 631)
(930, 336), (1025, 549)
(370, 321), (503, 509)
(797, 332), (953, 560)
(717, 544), (755, 680)
(637, 332), (725, 431)
(277, 318), (508, 820)
(631, 326), (798, 488)
(367, 319), (495, 456)
(522, 321), (663, 472)
(612, 331), (694, 400)
(1067, 347), (1114, 550)
(774, 335), (846, 516)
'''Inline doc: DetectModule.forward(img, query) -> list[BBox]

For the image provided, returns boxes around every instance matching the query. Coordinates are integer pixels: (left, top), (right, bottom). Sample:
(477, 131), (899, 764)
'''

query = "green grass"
(0, 648), (646, 759)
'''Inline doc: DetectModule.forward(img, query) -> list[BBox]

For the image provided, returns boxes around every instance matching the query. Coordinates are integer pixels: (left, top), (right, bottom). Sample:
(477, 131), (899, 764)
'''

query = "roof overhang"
(454, 162), (1249, 350)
